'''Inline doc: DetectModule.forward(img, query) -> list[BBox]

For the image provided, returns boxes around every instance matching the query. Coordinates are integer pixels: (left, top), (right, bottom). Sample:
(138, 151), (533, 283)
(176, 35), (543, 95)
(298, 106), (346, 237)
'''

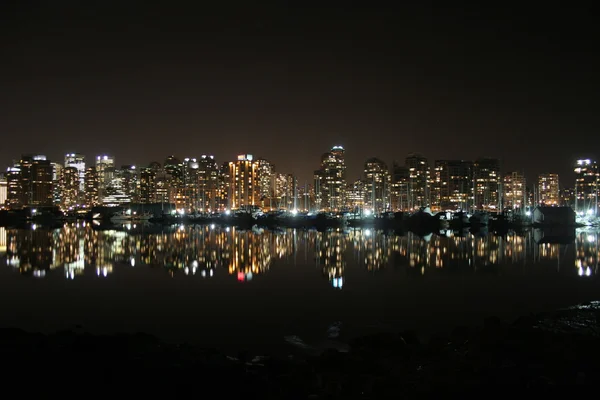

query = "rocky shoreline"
(2, 302), (600, 396)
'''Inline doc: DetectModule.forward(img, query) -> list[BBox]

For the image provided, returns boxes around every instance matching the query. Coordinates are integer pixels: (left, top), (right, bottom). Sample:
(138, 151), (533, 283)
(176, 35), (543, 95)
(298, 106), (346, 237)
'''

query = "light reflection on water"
(1, 223), (600, 349)
(0, 223), (598, 283)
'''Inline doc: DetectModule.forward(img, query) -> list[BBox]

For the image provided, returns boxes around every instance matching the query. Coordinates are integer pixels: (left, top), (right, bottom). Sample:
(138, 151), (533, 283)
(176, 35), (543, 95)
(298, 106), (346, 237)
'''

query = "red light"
(237, 272), (244, 281)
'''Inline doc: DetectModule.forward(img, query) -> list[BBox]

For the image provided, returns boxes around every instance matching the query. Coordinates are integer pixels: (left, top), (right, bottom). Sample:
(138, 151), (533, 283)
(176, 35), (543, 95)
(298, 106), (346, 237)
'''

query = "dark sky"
(1, 2), (598, 186)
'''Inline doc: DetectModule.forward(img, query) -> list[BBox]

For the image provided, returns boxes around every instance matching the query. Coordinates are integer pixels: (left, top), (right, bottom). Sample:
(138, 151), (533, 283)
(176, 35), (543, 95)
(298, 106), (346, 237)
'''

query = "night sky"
(1, 2), (597, 185)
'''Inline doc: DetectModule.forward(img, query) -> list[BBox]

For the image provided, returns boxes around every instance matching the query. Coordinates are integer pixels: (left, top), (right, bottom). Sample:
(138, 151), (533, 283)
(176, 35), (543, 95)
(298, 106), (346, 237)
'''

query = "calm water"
(1, 223), (599, 352)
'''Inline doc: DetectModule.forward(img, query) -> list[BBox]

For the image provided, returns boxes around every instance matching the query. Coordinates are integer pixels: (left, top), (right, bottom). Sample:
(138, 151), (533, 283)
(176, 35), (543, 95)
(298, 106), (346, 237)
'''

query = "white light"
(201, 270), (206, 277)
(364, 209), (371, 216)
(586, 267), (592, 276)
(130, 258), (135, 267)
(210, 224), (215, 230)
(364, 229), (371, 237)
(587, 235), (595, 243)
(525, 211), (531, 216)
(225, 209), (231, 215)
(291, 209), (298, 216)
(226, 227), (230, 233)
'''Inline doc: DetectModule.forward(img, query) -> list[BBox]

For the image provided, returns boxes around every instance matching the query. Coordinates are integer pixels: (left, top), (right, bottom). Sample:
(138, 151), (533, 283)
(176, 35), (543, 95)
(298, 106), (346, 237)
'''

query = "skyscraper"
(503, 171), (525, 210)
(198, 155), (220, 212)
(405, 153), (430, 209)
(314, 145), (347, 211)
(64, 153), (86, 192)
(363, 157), (390, 213)
(6, 165), (22, 209)
(84, 167), (99, 207)
(61, 167), (80, 209)
(473, 158), (501, 211)
(433, 160), (473, 211)
(256, 158), (275, 210)
(95, 155), (115, 201)
(574, 159), (598, 213)
(227, 154), (259, 210)
(139, 166), (157, 204)
(391, 161), (410, 211)
(0, 174), (7, 208)
(538, 173), (559, 206)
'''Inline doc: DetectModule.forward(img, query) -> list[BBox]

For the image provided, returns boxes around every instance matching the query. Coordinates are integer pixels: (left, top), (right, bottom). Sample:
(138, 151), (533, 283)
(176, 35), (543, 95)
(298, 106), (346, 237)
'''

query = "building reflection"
(2, 224), (598, 282)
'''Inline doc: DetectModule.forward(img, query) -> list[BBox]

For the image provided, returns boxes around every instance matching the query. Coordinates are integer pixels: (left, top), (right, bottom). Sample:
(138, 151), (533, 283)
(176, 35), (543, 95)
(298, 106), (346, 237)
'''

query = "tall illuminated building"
(574, 159), (598, 213)
(61, 167), (80, 209)
(538, 173), (559, 206)
(64, 153), (86, 192)
(347, 179), (366, 211)
(227, 154), (259, 210)
(7, 155), (54, 208)
(51, 162), (63, 206)
(473, 158), (501, 211)
(0, 174), (7, 208)
(314, 145), (347, 211)
(363, 157), (390, 213)
(433, 160), (473, 211)
(256, 158), (275, 210)
(6, 165), (22, 209)
(84, 167), (99, 207)
(273, 173), (297, 210)
(95, 155), (115, 201)
(198, 155), (220, 212)
(503, 171), (525, 210)
(405, 153), (430, 209)
(139, 166), (157, 204)
(391, 161), (410, 211)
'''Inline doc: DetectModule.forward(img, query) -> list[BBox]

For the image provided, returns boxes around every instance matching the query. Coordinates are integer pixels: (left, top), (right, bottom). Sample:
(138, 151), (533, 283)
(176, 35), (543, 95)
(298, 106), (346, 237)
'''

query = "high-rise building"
(51, 162), (63, 206)
(6, 165), (22, 209)
(0, 174), (7, 208)
(84, 167), (99, 207)
(405, 153), (430, 209)
(64, 153), (86, 192)
(256, 158), (275, 210)
(273, 173), (297, 210)
(503, 171), (525, 210)
(198, 155), (220, 212)
(7, 155), (54, 208)
(61, 166), (80, 209)
(314, 145), (347, 211)
(574, 159), (598, 213)
(347, 179), (366, 211)
(120, 165), (139, 203)
(538, 173), (559, 206)
(391, 162), (410, 211)
(227, 154), (259, 210)
(363, 158), (390, 213)
(95, 155), (115, 201)
(139, 166), (157, 204)
(473, 158), (501, 211)
(433, 160), (473, 211)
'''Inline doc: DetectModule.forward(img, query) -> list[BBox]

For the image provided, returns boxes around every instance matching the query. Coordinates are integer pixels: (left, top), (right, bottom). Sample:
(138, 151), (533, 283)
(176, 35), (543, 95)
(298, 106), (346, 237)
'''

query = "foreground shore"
(2, 303), (600, 396)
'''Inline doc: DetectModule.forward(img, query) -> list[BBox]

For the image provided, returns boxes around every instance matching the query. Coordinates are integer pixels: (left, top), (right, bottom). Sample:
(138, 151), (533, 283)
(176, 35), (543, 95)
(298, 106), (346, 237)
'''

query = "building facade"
(405, 153), (430, 209)
(433, 160), (473, 211)
(503, 171), (525, 210)
(314, 145), (347, 211)
(538, 173), (559, 206)
(574, 159), (597, 213)
(473, 158), (501, 211)
(363, 157), (390, 213)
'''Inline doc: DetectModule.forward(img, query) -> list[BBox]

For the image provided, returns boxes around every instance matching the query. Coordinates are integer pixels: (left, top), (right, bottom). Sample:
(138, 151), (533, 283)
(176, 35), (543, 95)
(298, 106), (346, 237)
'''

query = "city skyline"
(1, 4), (598, 185)
(0, 146), (583, 186)
(0, 145), (586, 214)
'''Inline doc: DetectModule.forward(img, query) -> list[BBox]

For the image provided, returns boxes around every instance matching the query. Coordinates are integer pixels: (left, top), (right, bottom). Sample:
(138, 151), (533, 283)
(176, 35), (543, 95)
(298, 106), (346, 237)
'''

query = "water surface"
(0, 223), (598, 352)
